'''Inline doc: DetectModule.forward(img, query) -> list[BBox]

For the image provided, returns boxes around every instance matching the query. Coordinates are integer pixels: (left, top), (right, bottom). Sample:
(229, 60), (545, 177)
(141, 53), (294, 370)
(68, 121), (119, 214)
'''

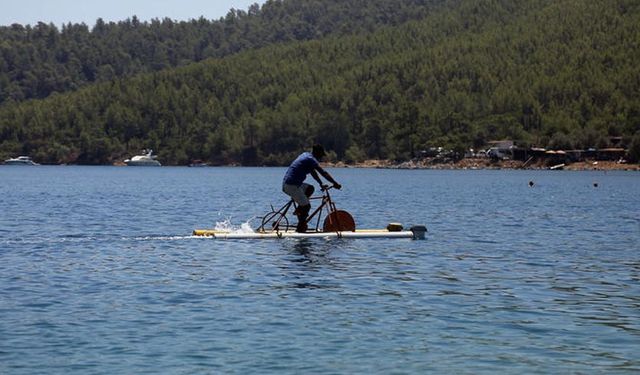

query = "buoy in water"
(529, 180), (534, 187)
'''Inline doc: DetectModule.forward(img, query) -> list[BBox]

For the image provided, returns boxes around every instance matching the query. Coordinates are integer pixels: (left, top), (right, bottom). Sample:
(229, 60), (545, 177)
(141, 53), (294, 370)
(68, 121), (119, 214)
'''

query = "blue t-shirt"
(283, 152), (319, 186)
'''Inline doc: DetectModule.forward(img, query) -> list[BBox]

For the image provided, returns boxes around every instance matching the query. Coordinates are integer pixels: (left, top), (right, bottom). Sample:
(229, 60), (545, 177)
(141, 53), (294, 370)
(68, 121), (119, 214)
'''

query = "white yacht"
(124, 149), (161, 167)
(3, 156), (39, 165)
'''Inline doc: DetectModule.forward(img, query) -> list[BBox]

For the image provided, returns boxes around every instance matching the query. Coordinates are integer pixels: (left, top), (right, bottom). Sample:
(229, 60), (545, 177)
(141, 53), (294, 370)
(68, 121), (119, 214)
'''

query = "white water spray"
(214, 216), (255, 233)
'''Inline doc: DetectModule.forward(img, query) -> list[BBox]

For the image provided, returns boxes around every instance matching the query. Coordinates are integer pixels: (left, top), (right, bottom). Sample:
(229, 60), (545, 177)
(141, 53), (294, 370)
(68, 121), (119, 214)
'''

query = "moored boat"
(3, 156), (39, 165)
(188, 159), (209, 167)
(124, 149), (161, 167)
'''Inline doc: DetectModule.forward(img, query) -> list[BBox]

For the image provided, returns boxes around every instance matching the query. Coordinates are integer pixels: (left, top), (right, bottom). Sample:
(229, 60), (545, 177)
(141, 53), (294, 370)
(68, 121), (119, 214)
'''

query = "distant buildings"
(418, 138), (631, 167)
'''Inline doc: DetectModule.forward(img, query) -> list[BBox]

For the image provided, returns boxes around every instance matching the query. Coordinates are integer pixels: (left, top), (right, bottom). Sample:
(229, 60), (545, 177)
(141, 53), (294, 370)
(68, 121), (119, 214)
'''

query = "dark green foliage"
(0, 0), (639, 165)
(0, 0), (442, 105)
(629, 132), (640, 163)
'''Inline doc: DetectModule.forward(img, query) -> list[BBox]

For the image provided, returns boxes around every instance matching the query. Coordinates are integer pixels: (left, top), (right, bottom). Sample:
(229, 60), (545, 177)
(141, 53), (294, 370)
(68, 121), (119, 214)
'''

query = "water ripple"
(1, 167), (639, 373)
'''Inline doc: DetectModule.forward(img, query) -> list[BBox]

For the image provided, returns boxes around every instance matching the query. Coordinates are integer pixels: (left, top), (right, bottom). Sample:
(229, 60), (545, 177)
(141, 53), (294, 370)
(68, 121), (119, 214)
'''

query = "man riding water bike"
(282, 144), (342, 232)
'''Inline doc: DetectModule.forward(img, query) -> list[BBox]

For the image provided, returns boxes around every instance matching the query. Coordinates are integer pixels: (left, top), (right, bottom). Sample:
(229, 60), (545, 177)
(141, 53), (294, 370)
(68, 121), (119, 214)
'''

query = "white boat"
(3, 156), (39, 165)
(188, 160), (209, 167)
(124, 149), (161, 167)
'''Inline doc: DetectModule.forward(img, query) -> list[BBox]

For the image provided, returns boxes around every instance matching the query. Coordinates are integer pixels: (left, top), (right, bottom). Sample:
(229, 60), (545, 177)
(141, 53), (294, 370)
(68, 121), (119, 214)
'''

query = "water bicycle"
(193, 186), (427, 240)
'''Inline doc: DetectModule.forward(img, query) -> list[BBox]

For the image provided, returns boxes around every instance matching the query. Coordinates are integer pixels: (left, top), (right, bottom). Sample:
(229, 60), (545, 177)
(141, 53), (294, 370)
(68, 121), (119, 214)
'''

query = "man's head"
(312, 144), (326, 160)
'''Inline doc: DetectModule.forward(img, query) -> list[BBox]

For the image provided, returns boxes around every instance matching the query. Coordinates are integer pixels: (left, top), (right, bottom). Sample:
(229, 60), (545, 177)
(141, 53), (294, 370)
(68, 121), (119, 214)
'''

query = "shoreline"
(4, 159), (639, 171)
(326, 158), (640, 171)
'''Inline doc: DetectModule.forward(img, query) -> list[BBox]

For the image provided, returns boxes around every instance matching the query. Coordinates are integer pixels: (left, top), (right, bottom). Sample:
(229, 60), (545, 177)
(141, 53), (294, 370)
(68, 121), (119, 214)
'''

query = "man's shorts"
(283, 182), (312, 206)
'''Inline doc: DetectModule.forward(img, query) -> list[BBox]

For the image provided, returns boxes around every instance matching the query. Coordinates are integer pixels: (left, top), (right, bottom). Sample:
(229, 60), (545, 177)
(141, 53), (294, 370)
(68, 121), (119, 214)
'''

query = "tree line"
(0, 0), (444, 105)
(1, 0), (639, 165)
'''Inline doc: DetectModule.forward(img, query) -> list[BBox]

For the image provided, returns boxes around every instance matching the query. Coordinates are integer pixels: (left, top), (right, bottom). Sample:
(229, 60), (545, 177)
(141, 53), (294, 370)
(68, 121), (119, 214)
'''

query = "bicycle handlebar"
(321, 184), (343, 192)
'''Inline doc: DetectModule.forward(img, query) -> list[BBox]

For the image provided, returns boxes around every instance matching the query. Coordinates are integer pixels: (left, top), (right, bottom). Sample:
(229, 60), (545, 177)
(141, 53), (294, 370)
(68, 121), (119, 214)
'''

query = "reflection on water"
(286, 238), (335, 263)
(289, 238), (315, 258)
(0, 167), (639, 373)
(276, 239), (344, 290)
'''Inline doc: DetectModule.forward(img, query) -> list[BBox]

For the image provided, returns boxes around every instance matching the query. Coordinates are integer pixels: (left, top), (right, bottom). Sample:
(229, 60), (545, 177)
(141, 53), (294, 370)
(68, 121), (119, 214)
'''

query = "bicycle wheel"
(323, 210), (356, 232)
(260, 210), (290, 233)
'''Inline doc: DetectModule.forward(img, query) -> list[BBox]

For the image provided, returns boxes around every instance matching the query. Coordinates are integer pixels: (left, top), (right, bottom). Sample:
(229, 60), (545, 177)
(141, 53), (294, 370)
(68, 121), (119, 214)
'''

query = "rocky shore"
(328, 158), (640, 171)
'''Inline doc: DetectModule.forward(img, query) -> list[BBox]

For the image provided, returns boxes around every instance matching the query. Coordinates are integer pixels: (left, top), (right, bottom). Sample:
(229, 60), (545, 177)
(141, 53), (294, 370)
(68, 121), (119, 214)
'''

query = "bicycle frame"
(258, 187), (338, 233)
(305, 189), (338, 232)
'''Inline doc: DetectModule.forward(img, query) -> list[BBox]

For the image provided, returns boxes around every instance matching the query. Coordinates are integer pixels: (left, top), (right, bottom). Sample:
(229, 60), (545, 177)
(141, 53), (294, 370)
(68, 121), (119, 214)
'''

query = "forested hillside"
(1, 0), (639, 165)
(0, 0), (444, 105)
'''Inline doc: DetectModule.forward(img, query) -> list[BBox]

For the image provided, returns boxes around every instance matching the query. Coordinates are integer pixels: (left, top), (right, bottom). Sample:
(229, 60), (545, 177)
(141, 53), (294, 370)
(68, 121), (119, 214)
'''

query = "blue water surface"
(0, 166), (639, 374)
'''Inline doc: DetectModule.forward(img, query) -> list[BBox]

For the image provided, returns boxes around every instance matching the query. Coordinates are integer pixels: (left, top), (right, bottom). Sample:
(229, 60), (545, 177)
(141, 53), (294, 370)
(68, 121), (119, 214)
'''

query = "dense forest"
(1, 0), (639, 165)
(0, 0), (443, 105)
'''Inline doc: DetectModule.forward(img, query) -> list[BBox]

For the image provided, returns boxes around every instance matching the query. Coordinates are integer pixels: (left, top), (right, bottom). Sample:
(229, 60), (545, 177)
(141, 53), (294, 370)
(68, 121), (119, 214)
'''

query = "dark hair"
(312, 144), (326, 157)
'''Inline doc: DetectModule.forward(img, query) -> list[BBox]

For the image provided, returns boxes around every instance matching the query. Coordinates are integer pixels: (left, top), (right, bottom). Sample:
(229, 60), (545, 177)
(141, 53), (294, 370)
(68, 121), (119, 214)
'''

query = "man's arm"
(314, 166), (341, 189)
(310, 169), (324, 186)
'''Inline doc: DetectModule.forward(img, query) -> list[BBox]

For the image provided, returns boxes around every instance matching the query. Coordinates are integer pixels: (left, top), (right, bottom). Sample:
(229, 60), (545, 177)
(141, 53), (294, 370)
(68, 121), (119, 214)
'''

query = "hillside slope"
(0, 0), (445, 105)
(0, 0), (638, 165)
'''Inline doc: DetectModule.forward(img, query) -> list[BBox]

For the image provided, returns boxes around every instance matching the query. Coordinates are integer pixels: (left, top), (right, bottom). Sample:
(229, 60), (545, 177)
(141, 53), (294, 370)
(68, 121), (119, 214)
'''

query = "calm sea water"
(1, 166), (639, 374)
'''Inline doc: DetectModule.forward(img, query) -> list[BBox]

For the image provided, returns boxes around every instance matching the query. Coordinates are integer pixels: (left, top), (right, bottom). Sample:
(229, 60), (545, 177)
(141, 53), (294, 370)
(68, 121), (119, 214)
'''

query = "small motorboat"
(124, 149), (161, 167)
(188, 159), (209, 167)
(3, 156), (39, 165)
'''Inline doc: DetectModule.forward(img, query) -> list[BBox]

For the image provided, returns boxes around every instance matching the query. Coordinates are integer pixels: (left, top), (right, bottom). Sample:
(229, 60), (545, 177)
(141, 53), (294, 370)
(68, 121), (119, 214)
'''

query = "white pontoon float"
(193, 224), (427, 240)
